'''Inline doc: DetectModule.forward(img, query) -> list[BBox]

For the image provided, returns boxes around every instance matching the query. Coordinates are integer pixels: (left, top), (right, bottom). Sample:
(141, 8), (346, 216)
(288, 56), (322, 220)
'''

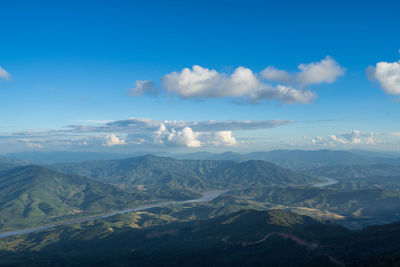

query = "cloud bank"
(3, 117), (291, 150)
(68, 117), (293, 134)
(309, 130), (382, 147)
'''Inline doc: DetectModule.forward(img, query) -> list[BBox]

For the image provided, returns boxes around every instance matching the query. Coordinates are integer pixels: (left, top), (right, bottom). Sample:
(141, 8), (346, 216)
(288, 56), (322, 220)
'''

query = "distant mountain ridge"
(6, 149), (399, 170)
(306, 164), (400, 179)
(0, 156), (29, 171)
(52, 154), (320, 191)
(175, 149), (400, 170)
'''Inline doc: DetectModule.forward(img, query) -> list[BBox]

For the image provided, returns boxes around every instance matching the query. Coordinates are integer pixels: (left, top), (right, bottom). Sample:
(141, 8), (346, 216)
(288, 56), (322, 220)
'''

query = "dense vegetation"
(0, 165), (156, 231)
(2, 206), (400, 266)
(52, 155), (319, 191)
(230, 186), (400, 228)
(307, 164), (400, 192)
(1, 151), (400, 266)
(0, 156), (319, 231)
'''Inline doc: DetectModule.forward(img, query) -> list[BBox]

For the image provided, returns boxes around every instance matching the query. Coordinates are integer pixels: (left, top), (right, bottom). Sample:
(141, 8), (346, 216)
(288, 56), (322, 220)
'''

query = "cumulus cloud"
(162, 65), (260, 98)
(367, 58), (400, 95)
(309, 130), (380, 147)
(74, 117), (291, 148)
(296, 56), (345, 86)
(151, 123), (240, 148)
(161, 65), (314, 104)
(210, 131), (238, 146)
(260, 67), (292, 84)
(103, 134), (126, 146)
(0, 66), (11, 80)
(250, 85), (316, 104)
(311, 136), (324, 145)
(166, 127), (201, 148)
(261, 56), (345, 86)
(129, 57), (344, 105)
(128, 80), (159, 97)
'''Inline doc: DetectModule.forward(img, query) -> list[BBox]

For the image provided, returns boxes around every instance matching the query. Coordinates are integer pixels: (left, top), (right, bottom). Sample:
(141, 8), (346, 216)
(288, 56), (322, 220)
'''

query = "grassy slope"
(0, 165), (150, 231)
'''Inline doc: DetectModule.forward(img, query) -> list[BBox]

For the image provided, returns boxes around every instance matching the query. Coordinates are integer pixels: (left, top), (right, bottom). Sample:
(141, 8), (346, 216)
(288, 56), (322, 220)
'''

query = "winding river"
(0, 177), (339, 239)
(0, 190), (229, 239)
(313, 177), (339, 187)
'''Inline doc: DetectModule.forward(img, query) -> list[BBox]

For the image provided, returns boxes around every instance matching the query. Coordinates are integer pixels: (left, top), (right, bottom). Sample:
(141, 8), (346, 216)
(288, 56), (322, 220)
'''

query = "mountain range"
(0, 155), (319, 231)
(0, 165), (151, 231)
(6, 149), (400, 170)
(52, 154), (319, 191)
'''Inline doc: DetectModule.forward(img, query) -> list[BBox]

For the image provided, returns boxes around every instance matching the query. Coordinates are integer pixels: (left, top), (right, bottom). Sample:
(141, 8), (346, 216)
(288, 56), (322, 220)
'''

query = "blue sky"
(1, 0), (400, 153)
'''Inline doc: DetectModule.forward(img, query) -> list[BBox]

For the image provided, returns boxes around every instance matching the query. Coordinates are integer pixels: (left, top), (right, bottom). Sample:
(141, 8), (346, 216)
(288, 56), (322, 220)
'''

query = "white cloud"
(162, 65), (260, 98)
(167, 127), (201, 148)
(311, 136), (324, 145)
(152, 125), (240, 148)
(310, 130), (380, 147)
(260, 67), (292, 83)
(132, 57), (344, 105)
(103, 134), (126, 146)
(296, 56), (345, 86)
(17, 139), (45, 149)
(0, 117), (293, 150)
(250, 85), (316, 104)
(341, 130), (363, 144)
(368, 59), (400, 95)
(128, 80), (159, 96)
(153, 123), (168, 144)
(0, 66), (11, 80)
(161, 65), (316, 104)
(210, 131), (238, 146)
(261, 56), (345, 86)
(327, 135), (347, 144)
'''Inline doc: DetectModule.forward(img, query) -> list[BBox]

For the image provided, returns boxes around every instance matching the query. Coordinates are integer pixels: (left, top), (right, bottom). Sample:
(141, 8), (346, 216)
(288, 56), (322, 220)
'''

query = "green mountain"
(0, 209), (336, 266)
(231, 186), (400, 228)
(0, 157), (320, 232)
(2, 207), (400, 266)
(0, 165), (150, 231)
(53, 155), (319, 191)
(306, 164), (400, 192)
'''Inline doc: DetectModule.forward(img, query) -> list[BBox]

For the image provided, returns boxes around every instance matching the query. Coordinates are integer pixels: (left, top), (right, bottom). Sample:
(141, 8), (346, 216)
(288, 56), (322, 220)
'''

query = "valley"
(1, 150), (400, 266)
